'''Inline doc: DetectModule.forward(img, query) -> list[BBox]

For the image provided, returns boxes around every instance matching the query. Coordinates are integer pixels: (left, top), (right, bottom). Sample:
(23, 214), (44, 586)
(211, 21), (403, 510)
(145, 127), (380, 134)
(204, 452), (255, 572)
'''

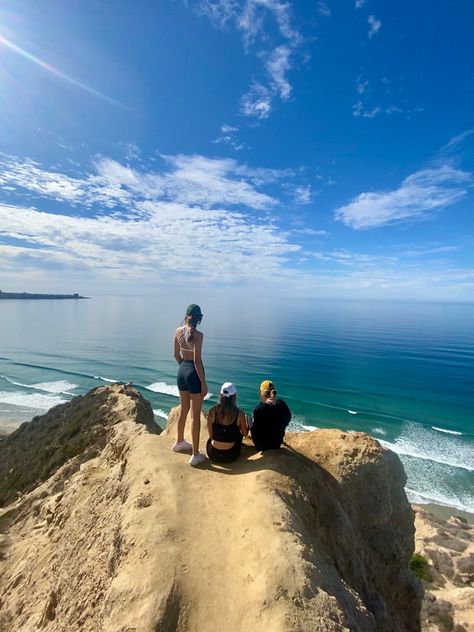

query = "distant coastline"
(0, 291), (88, 300)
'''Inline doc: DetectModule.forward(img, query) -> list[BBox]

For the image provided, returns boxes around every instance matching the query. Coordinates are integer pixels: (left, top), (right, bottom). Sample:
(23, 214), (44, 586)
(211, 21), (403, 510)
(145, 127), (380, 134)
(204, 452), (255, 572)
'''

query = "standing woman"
(173, 304), (208, 466)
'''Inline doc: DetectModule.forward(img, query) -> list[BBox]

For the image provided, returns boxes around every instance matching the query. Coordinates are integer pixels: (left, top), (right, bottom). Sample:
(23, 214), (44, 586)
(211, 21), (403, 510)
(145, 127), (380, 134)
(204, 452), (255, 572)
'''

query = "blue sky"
(0, 0), (473, 300)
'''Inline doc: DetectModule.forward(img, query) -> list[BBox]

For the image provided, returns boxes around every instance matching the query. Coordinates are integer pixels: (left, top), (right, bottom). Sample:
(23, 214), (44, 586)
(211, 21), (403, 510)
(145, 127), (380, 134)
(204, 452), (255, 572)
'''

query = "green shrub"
(410, 553), (432, 581)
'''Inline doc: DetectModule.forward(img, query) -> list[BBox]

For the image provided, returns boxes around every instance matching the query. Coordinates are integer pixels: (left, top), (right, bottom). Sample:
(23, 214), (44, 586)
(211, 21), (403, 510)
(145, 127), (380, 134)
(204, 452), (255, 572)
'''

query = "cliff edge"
(0, 384), (421, 631)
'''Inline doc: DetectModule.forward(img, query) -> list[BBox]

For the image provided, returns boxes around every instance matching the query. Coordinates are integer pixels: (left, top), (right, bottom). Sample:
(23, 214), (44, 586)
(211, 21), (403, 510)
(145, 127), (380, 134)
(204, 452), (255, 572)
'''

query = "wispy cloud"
(335, 165), (471, 229)
(213, 124), (246, 150)
(266, 45), (292, 100)
(191, 0), (304, 119)
(368, 15), (381, 38)
(0, 153), (286, 210)
(352, 75), (422, 119)
(0, 152), (306, 284)
(240, 82), (272, 119)
(317, 2), (331, 18)
(436, 129), (474, 159)
(355, 0), (366, 8)
(292, 185), (312, 205)
(352, 101), (381, 118)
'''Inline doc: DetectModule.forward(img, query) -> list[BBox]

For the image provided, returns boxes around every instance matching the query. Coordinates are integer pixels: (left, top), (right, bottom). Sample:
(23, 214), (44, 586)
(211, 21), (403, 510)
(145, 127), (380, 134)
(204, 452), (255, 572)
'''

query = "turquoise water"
(0, 295), (473, 513)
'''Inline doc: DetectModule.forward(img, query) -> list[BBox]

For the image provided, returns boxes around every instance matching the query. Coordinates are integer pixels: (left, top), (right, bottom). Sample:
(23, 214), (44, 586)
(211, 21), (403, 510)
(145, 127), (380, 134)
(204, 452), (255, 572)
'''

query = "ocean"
(0, 295), (473, 513)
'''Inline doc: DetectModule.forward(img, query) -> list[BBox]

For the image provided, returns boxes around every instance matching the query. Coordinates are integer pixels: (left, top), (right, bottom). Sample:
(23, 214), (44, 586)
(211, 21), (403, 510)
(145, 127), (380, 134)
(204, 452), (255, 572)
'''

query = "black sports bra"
(212, 411), (240, 443)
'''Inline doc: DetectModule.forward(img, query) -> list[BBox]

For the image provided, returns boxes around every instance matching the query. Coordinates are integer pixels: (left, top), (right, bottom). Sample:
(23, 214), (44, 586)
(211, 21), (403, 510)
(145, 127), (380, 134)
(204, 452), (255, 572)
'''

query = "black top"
(212, 410), (241, 443)
(251, 399), (292, 451)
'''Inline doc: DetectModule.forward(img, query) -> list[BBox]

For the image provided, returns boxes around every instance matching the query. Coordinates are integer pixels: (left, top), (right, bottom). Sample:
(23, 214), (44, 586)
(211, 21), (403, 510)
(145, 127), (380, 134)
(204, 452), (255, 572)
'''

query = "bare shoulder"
(194, 330), (204, 340)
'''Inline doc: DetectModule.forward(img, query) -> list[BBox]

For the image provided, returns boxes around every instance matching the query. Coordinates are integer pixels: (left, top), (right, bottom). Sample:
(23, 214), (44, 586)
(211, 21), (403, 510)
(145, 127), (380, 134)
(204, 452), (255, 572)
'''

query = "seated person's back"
(206, 382), (248, 463)
(251, 379), (291, 451)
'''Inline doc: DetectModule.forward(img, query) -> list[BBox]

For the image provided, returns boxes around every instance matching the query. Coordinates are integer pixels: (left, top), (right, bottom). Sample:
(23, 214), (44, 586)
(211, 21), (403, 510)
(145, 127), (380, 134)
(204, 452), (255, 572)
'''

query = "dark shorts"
(177, 359), (201, 394)
(206, 434), (243, 464)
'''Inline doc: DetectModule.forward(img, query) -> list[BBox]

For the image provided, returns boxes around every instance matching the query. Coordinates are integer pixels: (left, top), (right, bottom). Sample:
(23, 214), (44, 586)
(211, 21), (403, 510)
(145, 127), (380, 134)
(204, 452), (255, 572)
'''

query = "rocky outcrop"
(414, 508), (474, 631)
(0, 383), (156, 507)
(0, 385), (421, 631)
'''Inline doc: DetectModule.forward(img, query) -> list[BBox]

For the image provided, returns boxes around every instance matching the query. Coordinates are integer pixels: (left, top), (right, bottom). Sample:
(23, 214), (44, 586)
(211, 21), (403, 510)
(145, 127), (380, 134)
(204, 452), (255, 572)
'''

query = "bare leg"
(177, 390), (191, 443)
(190, 393), (203, 455)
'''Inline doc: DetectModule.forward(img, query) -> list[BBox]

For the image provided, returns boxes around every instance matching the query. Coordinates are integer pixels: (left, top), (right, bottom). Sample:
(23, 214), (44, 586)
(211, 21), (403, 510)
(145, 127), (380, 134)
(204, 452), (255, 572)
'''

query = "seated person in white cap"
(251, 380), (291, 451)
(206, 382), (248, 463)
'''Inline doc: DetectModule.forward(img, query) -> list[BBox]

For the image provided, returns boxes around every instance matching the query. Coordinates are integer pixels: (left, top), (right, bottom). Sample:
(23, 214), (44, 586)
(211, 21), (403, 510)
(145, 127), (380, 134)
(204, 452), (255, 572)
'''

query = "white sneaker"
(172, 440), (192, 452)
(189, 453), (207, 467)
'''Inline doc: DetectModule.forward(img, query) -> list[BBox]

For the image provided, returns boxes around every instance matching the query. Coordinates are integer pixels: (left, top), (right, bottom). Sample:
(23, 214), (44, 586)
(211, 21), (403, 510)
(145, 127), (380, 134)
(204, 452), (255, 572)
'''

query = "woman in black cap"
(173, 304), (208, 466)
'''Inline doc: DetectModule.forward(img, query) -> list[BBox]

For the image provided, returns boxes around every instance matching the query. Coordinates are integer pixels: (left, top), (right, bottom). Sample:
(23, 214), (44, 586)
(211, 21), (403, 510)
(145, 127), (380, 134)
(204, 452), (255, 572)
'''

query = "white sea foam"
(372, 427), (387, 436)
(94, 376), (118, 383)
(30, 381), (77, 394)
(1, 375), (25, 388)
(405, 487), (474, 514)
(432, 426), (464, 436)
(380, 423), (474, 473)
(146, 382), (212, 400)
(347, 410), (357, 415)
(302, 424), (319, 431)
(146, 382), (180, 397)
(0, 390), (67, 410)
(153, 409), (168, 419)
(0, 376), (77, 394)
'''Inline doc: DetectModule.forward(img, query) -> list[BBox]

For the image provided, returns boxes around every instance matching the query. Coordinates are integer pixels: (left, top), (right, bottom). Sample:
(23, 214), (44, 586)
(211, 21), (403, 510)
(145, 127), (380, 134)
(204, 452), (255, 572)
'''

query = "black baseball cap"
(186, 304), (203, 319)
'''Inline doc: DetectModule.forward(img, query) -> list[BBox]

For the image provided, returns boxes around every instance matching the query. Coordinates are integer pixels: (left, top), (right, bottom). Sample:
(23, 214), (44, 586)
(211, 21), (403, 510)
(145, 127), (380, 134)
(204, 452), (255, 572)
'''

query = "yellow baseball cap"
(260, 380), (275, 392)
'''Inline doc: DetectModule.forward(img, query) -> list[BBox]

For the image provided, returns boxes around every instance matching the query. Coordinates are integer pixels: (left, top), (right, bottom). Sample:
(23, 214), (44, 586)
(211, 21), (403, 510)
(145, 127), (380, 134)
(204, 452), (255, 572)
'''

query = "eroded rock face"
(414, 509), (474, 631)
(0, 383), (157, 507)
(0, 391), (421, 632)
(281, 430), (421, 631)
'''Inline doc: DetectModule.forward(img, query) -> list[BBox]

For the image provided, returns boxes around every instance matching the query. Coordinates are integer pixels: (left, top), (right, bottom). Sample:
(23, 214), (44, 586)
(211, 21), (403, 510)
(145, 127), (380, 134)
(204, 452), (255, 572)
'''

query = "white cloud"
(293, 185), (312, 204)
(240, 82), (272, 118)
(266, 45), (292, 100)
(237, 0), (302, 47)
(213, 124), (246, 150)
(191, 1), (303, 118)
(355, 0), (366, 8)
(0, 153), (309, 285)
(352, 101), (381, 118)
(0, 153), (283, 211)
(292, 227), (327, 237)
(436, 129), (474, 158)
(335, 165), (471, 229)
(356, 78), (369, 95)
(403, 245), (459, 257)
(368, 15), (381, 38)
(317, 2), (331, 17)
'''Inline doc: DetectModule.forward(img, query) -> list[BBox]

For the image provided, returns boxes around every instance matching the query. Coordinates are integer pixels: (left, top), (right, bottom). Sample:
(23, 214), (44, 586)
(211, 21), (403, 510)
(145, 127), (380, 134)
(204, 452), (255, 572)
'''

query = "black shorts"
(206, 434), (243, 464)
(177, 360), (201, 394)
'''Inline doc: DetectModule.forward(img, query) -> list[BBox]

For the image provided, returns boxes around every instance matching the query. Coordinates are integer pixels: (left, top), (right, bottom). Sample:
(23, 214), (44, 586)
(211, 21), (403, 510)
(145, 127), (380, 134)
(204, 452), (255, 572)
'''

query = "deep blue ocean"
(0, 295), (473, 513)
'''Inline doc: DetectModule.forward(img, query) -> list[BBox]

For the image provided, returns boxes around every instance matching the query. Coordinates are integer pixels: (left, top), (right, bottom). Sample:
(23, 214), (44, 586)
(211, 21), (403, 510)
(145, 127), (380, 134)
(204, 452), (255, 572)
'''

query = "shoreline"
(413, 502), (474, 525)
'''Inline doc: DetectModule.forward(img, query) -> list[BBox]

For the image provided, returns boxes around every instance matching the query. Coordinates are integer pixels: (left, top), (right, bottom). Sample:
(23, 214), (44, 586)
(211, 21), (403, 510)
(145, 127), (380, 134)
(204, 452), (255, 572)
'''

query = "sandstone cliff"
(414, 508), (474, 631)
(0, 384), (421, 631)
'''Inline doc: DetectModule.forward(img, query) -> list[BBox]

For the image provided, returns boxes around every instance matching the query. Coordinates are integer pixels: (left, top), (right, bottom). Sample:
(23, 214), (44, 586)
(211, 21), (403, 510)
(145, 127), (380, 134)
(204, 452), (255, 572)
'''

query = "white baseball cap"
(220, 382), (237, 397)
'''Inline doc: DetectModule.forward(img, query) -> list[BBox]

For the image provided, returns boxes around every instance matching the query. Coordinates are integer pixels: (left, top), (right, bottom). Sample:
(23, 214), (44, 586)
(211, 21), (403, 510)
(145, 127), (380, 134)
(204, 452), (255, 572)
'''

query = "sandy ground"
(0, 388), (471, 632)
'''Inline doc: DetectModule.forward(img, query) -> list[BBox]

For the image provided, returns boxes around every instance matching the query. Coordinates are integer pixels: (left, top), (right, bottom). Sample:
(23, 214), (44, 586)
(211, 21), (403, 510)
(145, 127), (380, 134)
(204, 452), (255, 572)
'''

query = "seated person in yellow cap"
(206, 382), (248, 463)
(250, 380), (292, 451)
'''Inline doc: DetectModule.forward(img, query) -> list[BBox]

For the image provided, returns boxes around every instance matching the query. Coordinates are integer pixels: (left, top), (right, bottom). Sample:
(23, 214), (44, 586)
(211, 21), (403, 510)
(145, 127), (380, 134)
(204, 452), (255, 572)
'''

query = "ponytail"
(184, 313), (201, 342)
